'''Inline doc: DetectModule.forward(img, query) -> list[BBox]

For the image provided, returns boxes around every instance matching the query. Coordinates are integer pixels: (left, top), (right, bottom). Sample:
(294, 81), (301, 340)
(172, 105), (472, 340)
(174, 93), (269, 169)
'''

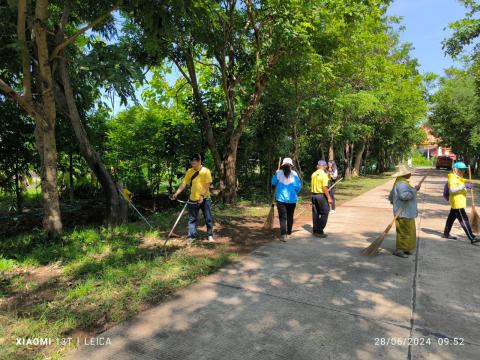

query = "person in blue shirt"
(272, 157), (302, 242)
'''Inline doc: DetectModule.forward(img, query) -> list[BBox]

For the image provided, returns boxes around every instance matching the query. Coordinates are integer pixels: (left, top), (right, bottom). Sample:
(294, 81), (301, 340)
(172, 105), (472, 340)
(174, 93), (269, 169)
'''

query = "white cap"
(282, 157), (294, 166)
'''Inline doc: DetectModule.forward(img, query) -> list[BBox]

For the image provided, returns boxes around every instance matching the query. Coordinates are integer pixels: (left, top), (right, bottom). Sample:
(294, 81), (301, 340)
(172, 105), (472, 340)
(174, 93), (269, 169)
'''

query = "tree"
(129, 0), (390, 202)
(0, 1), (144, 233)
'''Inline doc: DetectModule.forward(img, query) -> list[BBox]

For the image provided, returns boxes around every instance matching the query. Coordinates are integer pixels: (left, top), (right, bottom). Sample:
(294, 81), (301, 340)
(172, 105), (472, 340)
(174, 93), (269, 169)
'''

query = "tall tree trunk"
(35, 0), (63, 235)
(352, 142), (366, 177)
(14, 166), (23, 213)
(221, 139), (239, 203)
(320, 144), (325, 161)
(69, 151), (74, 202)
(328, 141), (335, 162)
(343, 142), (352, 179)
(57, 57), (127, 226)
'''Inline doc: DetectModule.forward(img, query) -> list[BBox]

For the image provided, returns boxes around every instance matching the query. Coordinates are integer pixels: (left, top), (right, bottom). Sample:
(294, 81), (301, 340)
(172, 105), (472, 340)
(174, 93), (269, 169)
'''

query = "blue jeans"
(188, 199), (213, 238)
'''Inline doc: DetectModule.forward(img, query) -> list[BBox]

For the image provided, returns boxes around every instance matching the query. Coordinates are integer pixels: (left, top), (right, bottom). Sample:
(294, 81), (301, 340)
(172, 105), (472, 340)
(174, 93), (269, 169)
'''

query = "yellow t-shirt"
(182, 166), (213, 201)
(311, 169), (329, 194)
(448, 172), (467, 209)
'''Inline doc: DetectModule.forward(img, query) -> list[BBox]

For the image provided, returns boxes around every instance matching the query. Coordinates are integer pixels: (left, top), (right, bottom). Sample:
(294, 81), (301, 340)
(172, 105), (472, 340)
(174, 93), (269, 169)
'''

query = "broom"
(468, 166), (480, 233)
(263, 157), (282, 230)
(361, 175), (427, 256)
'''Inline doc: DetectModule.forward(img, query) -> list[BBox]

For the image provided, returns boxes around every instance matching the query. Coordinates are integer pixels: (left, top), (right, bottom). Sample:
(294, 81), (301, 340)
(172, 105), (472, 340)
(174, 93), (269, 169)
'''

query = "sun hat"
(282, 157), (294, 166)
(453, 161), (468, 170)
(391, 164), (414, 178)
(317, 160), (327, 167)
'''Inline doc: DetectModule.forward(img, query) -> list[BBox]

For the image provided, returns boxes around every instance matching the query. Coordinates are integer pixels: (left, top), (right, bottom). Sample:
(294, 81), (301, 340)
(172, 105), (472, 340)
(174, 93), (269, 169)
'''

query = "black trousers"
(444, 208), (475, 241)
(277, 202), (296, 235)
(312, 194), (329, 234)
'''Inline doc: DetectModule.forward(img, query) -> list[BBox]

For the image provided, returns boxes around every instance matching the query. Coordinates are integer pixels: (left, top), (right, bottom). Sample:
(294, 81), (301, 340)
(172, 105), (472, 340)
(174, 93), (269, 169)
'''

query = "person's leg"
(188, 203), (200, 239)
(443, 208), (457, 238)
(317, 195), (330, 233)
(457, 208), (475, 241)
(329, 187), (336, 211)
(286, 203), (296, 235)
(277, 202), (288, 235)
(312, 196), (321, 234)
(201, 199), (214, 237)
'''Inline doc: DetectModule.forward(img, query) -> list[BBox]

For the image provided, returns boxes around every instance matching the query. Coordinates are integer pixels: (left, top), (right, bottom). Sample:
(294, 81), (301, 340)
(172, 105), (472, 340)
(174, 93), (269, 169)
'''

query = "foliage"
(429, 66), (480, 166)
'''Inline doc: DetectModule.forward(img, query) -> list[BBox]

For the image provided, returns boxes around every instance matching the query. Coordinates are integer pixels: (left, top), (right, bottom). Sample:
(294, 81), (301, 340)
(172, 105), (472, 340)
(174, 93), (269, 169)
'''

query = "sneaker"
(442, 234), (457, 240)
(280, 235), (288, 242)
(314, 233), (328, 238)
(330, 210), (336, 214)
(404, 251), (414, 255)
(207, 236), (215, 243)
(471, 237), (480, 244)
(393, 250), (408, 258)
(186, 237), (195, 245)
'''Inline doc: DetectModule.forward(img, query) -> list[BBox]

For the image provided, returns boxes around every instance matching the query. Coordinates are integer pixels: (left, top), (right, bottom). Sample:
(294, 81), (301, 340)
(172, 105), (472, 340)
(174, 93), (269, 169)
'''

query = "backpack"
(443, 182), (449, 202)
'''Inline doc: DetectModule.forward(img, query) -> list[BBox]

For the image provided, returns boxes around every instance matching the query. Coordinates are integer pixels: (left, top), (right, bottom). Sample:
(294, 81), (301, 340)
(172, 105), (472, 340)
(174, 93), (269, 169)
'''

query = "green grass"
(412, 152), (435, 167)
(0, 225), (234, 360)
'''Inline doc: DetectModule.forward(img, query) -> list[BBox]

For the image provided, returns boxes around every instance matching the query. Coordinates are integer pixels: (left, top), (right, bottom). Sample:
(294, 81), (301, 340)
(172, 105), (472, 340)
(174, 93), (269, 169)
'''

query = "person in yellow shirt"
(443, 161), (478, 244)
(172, 154), (214, 244)
(311, 160), (333, 238)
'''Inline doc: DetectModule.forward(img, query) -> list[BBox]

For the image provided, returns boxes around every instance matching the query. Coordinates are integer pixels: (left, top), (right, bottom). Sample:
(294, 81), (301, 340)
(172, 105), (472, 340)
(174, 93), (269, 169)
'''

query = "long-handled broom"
(263, 157), (282, 230)
(361, 175), (427, 256)
(468, 166), (480, 233)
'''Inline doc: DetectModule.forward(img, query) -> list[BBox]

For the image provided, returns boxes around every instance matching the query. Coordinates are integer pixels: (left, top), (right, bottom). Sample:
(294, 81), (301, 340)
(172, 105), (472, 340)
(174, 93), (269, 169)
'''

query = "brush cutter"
(119, 188), (154, 230)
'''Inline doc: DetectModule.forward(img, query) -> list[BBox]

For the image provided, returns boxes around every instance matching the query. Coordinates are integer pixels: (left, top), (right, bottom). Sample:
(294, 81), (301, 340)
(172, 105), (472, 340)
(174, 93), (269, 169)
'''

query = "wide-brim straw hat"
(391, 164), (414, 178)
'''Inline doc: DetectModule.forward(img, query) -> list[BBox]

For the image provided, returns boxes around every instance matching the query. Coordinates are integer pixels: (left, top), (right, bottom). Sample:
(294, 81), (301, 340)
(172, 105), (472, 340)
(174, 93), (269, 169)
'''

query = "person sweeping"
(311, 160), (333, 238)
(171, 154), (214, 244)
(271, 158), (301, 242)
(388, 165), (422, 258)
(442, 161), (479, 244)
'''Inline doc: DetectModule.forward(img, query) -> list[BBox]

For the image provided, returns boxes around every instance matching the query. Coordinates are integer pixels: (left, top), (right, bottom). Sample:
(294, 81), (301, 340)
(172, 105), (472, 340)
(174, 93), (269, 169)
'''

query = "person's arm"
(397, 182), (415, 201)
(294, 175), (301, 193)
(172, 171), (190, 199)
(171, 183), (186, 199)
(272, 172), (279, 186)
(323, 185), (332, 204)
(198, 170), (213, 204)
(198, 182), (211, 204)
(449, 183), (466, 193)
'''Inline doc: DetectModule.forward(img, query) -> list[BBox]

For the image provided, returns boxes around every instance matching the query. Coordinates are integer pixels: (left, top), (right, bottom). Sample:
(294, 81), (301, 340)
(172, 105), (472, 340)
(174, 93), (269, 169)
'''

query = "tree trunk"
(14, 166), (23, 213)
(292, 122), (303, 180)
(58, 57), (127, 226)
(328, 141), (335, 162)
(352, 142), (366, 177)
(320, 144), (325, 161)
(35, 0), (63, 236)
(343, 142), (352, 179)
(69, 151), (74, 202)
(221, 142), (239, 203)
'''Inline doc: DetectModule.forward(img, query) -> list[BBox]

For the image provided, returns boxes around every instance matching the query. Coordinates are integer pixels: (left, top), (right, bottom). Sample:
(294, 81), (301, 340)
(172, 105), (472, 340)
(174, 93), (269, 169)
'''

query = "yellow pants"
(395, 218), (416, 252)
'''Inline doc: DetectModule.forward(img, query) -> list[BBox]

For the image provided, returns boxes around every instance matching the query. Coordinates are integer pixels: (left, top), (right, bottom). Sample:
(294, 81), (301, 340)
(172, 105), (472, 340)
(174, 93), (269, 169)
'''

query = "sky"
(386, 0), (468, 75)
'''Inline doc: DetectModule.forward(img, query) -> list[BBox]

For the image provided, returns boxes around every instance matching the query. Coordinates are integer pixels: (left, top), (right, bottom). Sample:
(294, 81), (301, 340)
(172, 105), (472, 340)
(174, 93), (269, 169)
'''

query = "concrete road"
(68, 169), (480, 360)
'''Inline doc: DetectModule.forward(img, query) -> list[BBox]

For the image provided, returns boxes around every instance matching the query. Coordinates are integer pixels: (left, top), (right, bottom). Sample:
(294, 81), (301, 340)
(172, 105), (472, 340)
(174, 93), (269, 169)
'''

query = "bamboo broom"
(361, 175), (427, 256)
(468, 166), (480, 233)
(263, 157), (282, 230)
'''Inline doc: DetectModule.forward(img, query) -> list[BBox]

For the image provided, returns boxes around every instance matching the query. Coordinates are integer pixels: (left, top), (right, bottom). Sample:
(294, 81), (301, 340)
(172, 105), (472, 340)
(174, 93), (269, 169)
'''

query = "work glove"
(466, 183), (475, 190)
